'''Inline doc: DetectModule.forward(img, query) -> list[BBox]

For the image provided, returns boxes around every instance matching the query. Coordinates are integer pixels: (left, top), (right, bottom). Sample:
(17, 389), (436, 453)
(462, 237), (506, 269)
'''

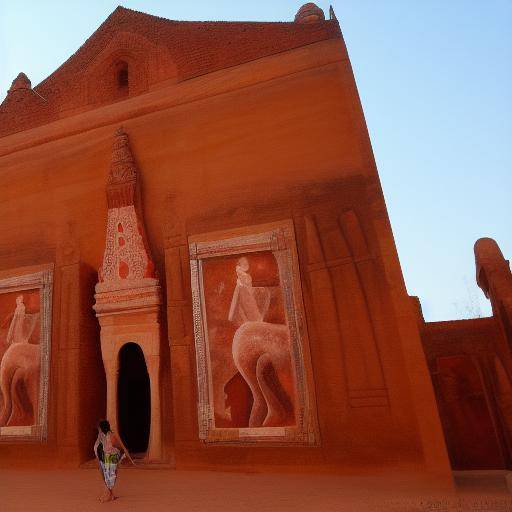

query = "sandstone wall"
(0, 36), (450, 477)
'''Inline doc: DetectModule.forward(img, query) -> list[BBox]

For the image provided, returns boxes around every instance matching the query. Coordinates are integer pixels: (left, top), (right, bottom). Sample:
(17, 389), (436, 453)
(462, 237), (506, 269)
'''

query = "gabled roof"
(0, 5), (341, 138)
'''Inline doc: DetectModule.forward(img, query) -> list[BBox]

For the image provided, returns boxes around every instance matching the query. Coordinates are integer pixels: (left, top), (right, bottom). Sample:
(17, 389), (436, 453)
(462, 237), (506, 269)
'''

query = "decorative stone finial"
(294, 3), (325, 23)
(9, 72), (32, 93)
(95, 128), (157, 290)
(108, 127), (137, 186)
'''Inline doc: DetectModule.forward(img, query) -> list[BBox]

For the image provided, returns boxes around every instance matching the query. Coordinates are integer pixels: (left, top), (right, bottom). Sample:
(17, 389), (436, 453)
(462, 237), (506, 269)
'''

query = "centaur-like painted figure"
(228, 257), (296, 427)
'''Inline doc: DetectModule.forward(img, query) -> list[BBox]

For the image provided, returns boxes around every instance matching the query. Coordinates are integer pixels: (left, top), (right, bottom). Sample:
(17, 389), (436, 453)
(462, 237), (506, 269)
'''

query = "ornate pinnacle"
(9, 72), (32, 93)
(294, 3), (325, 23)
(108, 127), (137, 186)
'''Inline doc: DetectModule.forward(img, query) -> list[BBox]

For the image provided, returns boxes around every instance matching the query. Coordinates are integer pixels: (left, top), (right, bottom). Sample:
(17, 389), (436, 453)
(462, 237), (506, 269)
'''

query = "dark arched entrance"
(117, 343), (150, 454)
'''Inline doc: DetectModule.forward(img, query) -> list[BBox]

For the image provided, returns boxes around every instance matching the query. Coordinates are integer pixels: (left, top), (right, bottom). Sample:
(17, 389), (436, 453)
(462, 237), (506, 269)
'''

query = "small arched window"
(116, 61), (129, 90)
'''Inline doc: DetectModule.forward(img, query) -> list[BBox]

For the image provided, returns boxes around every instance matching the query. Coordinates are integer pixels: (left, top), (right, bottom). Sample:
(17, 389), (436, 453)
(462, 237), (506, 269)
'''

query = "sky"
(0, 1), (511, 321)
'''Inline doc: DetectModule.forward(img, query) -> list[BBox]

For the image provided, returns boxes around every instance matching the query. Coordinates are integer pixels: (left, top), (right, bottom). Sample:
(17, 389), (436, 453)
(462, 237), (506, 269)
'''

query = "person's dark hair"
(99, 420), (111, 434)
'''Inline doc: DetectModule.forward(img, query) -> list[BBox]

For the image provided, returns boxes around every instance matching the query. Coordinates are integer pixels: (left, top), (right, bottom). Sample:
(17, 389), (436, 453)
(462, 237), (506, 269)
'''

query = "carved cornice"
(94, 281), (161, 316)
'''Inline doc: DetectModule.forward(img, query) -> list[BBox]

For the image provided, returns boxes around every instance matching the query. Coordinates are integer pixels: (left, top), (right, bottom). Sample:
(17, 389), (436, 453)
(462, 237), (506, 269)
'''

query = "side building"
(418, 238), (512, 472)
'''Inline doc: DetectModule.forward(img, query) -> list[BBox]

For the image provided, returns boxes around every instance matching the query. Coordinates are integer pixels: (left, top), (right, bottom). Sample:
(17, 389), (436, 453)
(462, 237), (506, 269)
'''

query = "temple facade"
(0, 4), (509, 479)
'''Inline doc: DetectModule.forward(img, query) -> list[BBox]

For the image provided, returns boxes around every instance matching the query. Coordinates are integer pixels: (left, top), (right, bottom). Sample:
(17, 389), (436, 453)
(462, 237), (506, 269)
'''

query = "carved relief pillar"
(302, 215), (348, 435)
(103, 345), (119, 436)
(162, 195), (198, 444)
(56, 273), (81, 461)
(55, 224), (81, 462)
(303, 211), (388, 408)
(94, 128), (163, 461)
(146, 353), (162, 457)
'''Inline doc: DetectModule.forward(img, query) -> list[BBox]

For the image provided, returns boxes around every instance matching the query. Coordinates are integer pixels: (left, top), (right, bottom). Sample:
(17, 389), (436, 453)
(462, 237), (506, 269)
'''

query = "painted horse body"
(232, 321), (295, 427)
(0, 342), (40, 426)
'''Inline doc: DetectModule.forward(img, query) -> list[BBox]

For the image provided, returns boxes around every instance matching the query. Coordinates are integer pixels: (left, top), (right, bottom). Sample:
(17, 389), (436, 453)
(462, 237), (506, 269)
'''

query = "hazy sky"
(1, 1), (510, 321)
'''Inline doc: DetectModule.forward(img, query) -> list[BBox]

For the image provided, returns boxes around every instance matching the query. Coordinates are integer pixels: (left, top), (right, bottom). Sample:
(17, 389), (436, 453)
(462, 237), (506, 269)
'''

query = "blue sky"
(1, 1), (510, 321)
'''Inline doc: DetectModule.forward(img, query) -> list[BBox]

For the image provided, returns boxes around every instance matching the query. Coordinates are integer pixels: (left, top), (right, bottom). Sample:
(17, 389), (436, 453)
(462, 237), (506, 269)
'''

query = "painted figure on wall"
(202, 251), (297, 429)
(228, 257), (270, 325)
(0, 290), (41, 427)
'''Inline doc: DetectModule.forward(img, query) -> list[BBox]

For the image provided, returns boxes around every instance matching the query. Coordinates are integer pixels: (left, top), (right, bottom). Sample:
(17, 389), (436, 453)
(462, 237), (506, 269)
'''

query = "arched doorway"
(117, 343), (151, 454)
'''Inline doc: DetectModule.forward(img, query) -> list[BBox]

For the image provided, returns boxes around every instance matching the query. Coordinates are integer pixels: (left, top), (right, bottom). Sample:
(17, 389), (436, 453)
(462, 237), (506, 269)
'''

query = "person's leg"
(101, 481), (114, 502)
(100, 463), (114, 502)
(100, 488), (111, 502)
(111, 472), (118, 499)
(98, 463), (109, 502)
(110, 460), (119, 500)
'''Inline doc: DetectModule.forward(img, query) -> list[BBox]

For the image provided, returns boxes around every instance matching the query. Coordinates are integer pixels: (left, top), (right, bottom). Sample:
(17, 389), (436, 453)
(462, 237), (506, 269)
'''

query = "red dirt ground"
(2, 469), (512, 512)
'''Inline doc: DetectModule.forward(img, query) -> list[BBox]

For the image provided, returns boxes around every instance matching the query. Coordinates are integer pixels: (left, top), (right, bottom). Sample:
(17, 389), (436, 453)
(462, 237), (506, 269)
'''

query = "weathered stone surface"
(0, 5), (453, 480)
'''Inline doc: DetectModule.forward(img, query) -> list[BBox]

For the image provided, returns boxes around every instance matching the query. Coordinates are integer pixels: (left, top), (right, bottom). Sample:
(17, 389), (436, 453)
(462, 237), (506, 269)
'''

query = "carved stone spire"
(106, 128), (138, 208)
(95, 127), (157, 298)
(108, 127), (137, 186)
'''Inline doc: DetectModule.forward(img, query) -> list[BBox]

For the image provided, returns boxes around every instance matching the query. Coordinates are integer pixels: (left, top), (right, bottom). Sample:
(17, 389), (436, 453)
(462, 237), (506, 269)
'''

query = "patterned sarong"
(94, 431), (124, 490)
(99, 451), (123, 490)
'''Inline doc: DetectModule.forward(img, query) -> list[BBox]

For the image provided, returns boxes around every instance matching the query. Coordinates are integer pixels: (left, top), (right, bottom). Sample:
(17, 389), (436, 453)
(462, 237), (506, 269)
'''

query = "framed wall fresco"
(189, 221), (318, 444)
(0, 266), (53, 442)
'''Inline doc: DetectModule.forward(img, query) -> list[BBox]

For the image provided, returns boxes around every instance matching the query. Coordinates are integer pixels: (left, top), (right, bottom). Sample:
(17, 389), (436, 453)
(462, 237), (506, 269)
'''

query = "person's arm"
(111, 432), (136, 465)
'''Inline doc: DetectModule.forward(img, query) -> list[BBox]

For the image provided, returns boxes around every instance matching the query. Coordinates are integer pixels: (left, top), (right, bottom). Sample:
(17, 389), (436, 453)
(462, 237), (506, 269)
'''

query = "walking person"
(94, 419), (135, 502)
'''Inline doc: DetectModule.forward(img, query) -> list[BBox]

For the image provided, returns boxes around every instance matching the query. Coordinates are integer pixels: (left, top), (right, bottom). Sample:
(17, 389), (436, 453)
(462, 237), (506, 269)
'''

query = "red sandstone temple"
(1, 4), (511, 481)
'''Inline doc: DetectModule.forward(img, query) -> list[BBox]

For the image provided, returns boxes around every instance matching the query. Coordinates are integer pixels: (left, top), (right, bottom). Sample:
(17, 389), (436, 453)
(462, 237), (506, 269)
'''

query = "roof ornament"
(8, 72), (32, 93)
(294, 3), (325, 23)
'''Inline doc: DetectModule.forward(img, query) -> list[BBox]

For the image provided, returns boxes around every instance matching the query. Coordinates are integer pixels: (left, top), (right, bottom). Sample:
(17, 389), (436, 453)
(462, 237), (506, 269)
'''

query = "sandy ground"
(2, 468), (512, 512)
